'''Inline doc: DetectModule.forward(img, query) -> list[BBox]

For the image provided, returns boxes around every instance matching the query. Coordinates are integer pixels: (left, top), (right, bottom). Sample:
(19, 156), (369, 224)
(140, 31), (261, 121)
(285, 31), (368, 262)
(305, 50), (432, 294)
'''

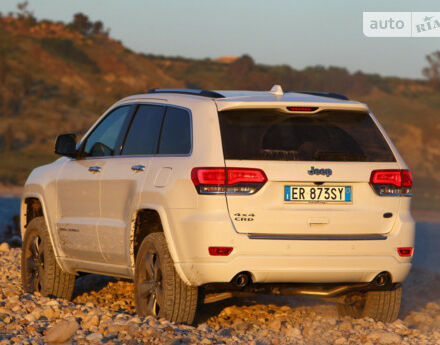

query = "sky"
(1, 0), (440, 79)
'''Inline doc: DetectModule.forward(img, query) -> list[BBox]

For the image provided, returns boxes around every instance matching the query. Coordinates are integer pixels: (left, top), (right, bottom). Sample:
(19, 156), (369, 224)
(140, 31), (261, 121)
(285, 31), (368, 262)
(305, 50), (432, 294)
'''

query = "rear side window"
(218, 109), (395, 162)
(122, 105), (165, 155)
(158, 107), (191, 154)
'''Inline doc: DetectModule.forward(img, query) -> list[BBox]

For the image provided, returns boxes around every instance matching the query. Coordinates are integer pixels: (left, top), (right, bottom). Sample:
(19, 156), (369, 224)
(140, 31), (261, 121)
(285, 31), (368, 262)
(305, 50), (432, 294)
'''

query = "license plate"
(284, 185), (352, 202)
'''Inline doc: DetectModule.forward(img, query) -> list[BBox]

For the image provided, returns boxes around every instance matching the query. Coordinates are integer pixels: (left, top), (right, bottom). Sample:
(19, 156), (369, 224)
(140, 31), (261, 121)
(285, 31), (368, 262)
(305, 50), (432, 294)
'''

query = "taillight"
(401, 170), (413, 188)
(369, 169), (413, 196)
(397, 247), (413, 257)
(191, 167), (267, 195)
(208, 247), (233, 256)
(287, 106), (318, 112)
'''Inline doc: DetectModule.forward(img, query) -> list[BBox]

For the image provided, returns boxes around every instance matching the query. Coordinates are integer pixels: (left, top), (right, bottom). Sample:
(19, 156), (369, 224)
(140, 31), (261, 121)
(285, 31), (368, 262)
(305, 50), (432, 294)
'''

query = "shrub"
(40, 38), (100, 73)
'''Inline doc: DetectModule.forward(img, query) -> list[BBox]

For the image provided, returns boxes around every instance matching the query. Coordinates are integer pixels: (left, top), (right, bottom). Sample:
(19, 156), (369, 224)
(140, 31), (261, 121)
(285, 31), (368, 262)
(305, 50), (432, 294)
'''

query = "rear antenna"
(269, 84), (283, 96)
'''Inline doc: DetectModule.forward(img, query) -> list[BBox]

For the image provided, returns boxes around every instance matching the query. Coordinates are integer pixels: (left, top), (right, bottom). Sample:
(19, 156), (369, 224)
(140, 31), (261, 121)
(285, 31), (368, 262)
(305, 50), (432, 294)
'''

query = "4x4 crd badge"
(308, 166), (332, 177)
(234, 213), (255, 221)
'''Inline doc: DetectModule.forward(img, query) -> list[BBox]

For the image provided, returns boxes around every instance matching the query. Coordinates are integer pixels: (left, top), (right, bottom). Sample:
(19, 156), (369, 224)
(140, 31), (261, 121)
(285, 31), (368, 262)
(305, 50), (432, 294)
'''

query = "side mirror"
(55, 134), (77, 158)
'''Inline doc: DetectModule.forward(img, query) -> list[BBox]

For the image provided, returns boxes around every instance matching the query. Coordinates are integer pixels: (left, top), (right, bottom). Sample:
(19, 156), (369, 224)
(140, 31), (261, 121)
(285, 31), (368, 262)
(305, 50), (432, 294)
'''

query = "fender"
(21, 192), (73, 275)
(131, 203), (192, 286)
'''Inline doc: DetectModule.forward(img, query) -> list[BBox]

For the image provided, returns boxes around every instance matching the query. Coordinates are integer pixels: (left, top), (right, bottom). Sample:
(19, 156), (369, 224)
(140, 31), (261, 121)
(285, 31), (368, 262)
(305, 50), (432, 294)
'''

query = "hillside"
(0, 15), (439, 212)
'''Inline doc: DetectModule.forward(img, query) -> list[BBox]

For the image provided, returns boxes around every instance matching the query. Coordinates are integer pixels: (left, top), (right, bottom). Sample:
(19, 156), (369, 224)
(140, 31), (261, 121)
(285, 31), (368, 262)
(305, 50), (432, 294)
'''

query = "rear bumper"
(179, 256), (412, 286)
(169, 209), (415, 286)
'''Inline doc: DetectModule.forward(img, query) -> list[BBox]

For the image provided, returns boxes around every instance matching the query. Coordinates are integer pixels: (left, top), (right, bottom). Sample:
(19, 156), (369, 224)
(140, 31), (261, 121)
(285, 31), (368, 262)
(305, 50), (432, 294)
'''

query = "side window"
(158, 107), (191, 154)
(83, 106), (132, 157)
(122, 105), (165, 155)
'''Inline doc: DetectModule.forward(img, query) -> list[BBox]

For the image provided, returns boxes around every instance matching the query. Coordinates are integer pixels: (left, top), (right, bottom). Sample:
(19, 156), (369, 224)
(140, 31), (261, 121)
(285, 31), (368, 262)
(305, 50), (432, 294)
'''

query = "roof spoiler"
(292, 91), (349, 101)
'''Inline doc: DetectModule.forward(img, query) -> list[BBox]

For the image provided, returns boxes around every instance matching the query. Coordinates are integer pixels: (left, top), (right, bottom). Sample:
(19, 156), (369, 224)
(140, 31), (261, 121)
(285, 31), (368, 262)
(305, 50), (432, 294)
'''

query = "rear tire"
(337, 286), (401, 322)
(134, 232), (198, 324)
(362, 286), (402, 322)
(21, 217), (76, 300)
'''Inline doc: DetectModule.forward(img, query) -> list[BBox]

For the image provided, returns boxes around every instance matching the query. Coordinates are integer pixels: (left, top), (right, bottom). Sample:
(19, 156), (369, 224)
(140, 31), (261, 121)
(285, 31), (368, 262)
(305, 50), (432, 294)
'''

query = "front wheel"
(21, 217), (76, 300)
(337, 286), (402, 322)
(134, 232), (198, 324)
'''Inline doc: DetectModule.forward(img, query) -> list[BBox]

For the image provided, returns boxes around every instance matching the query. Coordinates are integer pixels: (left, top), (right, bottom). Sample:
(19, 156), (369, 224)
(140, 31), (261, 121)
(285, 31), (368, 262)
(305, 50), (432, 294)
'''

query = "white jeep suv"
(21, 86), (414, 324)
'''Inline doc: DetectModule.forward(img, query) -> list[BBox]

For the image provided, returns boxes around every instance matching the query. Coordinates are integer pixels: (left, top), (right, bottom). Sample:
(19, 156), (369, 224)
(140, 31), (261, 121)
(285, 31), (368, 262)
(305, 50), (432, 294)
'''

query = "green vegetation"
(0, 13), (439, 212)
(40, 38), (100, 73)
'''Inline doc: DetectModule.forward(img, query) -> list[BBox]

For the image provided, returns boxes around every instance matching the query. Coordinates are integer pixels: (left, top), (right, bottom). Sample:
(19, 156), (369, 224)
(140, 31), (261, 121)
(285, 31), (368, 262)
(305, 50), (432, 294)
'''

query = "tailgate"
(218, 107), (400, 236)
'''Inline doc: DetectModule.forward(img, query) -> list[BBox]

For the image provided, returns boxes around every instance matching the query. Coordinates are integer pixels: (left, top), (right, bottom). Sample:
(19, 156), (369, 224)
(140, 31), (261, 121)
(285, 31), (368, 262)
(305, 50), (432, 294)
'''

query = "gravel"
(1, 246), (440, 344)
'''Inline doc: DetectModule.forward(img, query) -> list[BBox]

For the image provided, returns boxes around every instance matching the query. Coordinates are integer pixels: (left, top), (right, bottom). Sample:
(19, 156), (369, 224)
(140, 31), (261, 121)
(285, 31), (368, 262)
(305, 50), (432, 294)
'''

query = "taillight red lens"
(397, 247), (413, 257)
(191, 168), (267, 195)
(191, 168), (225, 185)
(226, 168), (267, 185)
(401, 170), (413, 187)
(370, 170), (402, 187)
(370, 169), (413, 196)
(287, 106), (318, 112)
(208, 247), (233, 256)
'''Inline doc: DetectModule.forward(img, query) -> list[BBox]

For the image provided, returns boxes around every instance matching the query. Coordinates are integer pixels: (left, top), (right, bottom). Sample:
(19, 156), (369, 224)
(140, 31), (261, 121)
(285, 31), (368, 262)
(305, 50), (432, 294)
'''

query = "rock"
(45, 318), (79, 343)
(85, 332), (103, 342)
(30, 308), (43, 321)
(219, 328), (233, 337)
(169, 337), (191, 345)
(405, 311), (433, 329)
(81, 313), (100, 329)
(221, 306), (236, 317)
(197, 323), (211, 332)
(46, 300), (59, 307)
(302, 326), (314, 338)
(233, 320), (248, 331)
(334, 337), (347, 345)
(426, 302), (440, 311)
(284, 327), (301, 337)
(339, 320), (352, 331)
(0, 242), (9, 252)
(325, 317), (337, 326)
(367, 331), (401, 344)
(268, 319), (281, 332)
(432, 318), (440, 330)
(42, 307), (57, 319)
(24, 314), (36, 322)
(253, 341), (268, 345)
(141, 327), (158, 338)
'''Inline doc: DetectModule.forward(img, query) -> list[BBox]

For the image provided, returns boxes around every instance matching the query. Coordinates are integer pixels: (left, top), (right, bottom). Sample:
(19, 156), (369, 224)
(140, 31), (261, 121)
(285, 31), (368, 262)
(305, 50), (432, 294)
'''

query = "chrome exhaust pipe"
(233, 272), (251, 288)
(372, 272), (391, 288)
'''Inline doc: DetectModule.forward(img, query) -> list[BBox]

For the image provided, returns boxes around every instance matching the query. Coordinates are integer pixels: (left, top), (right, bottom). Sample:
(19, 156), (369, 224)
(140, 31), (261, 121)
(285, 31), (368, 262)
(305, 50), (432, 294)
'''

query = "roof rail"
(147, 88), (225, 98)
(292, 91), (349, 101)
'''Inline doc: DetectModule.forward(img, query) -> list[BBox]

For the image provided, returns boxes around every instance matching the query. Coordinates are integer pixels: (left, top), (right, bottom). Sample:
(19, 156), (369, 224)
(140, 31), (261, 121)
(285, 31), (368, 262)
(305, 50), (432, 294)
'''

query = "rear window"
(218, 109), (396, 162)
(158, 107), (191, 155)
(122, 105), (165, 155)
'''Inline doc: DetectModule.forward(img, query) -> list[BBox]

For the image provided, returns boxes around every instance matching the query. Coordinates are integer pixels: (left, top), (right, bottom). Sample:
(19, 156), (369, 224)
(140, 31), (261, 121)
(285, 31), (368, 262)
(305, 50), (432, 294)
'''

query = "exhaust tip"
(232, 272), (251, 288)
(372, 272), (392, 287)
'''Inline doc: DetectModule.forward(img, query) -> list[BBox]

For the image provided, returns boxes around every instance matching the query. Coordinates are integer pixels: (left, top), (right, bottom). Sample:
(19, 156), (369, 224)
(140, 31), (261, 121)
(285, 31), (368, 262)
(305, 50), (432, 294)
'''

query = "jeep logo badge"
(308, 166), (332, 177)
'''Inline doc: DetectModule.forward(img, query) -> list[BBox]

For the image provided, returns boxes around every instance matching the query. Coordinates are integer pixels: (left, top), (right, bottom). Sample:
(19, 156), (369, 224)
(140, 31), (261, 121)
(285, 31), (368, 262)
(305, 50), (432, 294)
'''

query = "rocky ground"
(1, 244), (440, 345)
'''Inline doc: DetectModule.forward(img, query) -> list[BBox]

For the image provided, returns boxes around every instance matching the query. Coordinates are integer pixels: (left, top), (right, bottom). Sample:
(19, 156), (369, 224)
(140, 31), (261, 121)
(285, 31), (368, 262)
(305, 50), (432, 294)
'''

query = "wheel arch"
(21, 192), (68, 272)
(130, 204), (191, 285)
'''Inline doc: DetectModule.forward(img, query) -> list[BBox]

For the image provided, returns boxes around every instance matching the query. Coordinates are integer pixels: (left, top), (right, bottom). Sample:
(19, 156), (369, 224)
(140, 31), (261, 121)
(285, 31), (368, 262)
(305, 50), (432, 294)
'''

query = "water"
(0, 196), (20, 238)
(413, 222), (440, 274)
(0, 197), (438, 273)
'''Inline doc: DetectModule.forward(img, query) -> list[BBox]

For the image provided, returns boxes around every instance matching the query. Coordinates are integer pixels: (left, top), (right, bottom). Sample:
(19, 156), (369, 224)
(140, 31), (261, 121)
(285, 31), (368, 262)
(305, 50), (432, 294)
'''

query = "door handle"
(308, 218), (329, 225)
(131, 165), (145, 172)
(88, 166), (102, 173)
